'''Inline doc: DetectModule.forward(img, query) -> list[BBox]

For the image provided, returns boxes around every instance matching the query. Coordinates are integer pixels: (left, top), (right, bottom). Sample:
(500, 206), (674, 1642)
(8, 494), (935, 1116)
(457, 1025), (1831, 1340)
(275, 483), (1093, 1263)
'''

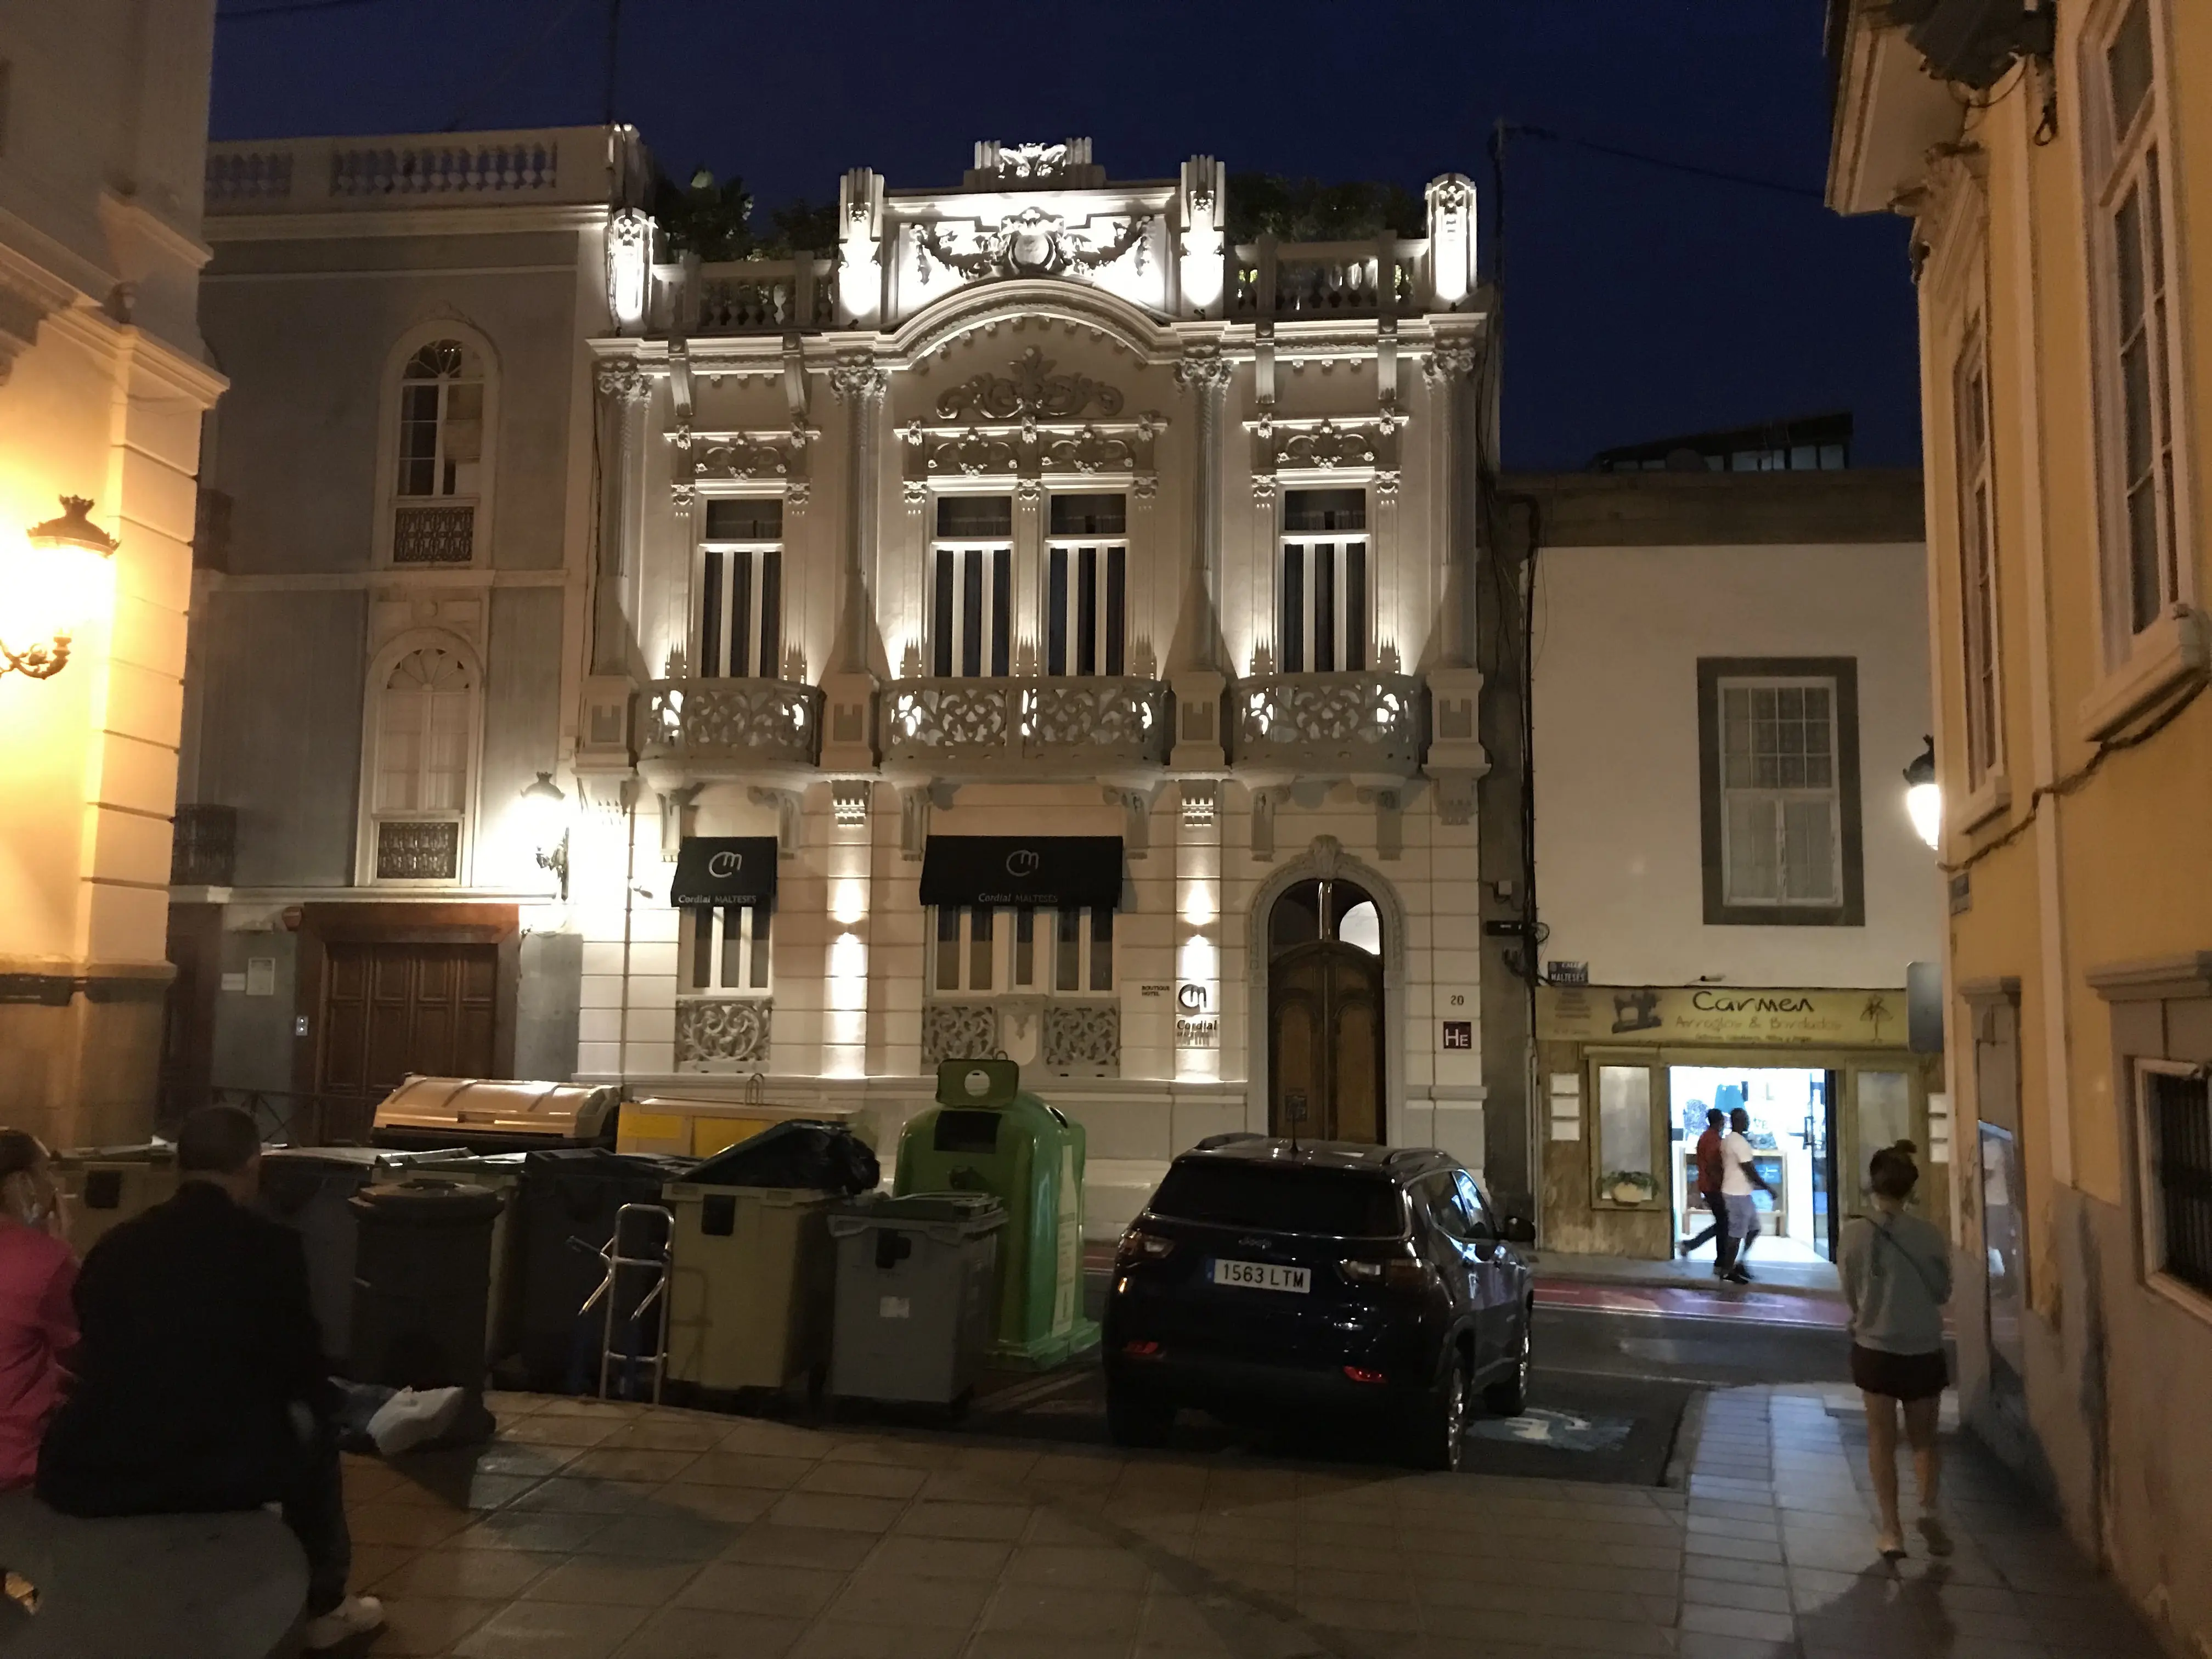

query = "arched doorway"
(1266, 878), (1385, 1143)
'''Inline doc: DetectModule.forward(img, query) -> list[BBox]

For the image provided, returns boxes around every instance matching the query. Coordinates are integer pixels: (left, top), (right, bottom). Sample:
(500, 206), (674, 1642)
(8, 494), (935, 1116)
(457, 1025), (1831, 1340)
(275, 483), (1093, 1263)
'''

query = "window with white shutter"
(1698, 658), (1864, 927)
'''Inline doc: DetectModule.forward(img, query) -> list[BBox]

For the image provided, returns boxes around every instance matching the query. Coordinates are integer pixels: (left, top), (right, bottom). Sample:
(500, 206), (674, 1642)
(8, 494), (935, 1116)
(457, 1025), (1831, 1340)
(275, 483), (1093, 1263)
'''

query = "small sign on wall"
(245, 958), (276, 997)
(1441, 1021), (1472, 1050)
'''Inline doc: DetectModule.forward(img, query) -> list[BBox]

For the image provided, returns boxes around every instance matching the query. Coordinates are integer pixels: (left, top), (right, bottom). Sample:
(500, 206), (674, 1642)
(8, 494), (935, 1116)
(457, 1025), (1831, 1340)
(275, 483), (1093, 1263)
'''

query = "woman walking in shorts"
(1839, 1140), (1952, 1560)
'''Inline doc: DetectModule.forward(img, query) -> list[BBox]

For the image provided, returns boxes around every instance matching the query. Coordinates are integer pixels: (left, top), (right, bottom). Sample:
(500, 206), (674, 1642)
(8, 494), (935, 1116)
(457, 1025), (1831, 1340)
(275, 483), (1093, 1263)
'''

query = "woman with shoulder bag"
(1838, 1140), (1952, 1560)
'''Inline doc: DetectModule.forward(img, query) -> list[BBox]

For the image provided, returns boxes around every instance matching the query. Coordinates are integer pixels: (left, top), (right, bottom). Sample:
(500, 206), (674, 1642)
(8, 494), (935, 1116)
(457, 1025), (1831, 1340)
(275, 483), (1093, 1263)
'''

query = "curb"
(1529, 1255), (1842, 1303)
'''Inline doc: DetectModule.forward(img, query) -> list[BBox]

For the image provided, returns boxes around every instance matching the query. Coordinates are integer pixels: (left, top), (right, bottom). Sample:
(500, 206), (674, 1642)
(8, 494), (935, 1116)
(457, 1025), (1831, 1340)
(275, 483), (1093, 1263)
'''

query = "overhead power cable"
(1503, 123), (1826, 203)
(219, 0), (411, 21)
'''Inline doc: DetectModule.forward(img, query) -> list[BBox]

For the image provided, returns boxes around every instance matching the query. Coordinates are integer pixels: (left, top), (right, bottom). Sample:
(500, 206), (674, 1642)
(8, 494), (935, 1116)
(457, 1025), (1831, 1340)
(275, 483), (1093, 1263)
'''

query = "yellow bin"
(618, 1093), (866, 1160)
(663, 1182), (839, 1393)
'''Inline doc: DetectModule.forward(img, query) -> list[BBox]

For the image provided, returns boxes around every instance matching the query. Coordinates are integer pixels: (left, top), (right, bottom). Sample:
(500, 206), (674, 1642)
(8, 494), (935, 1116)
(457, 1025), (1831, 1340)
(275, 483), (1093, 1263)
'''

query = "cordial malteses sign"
(918, 836), (1124, 911)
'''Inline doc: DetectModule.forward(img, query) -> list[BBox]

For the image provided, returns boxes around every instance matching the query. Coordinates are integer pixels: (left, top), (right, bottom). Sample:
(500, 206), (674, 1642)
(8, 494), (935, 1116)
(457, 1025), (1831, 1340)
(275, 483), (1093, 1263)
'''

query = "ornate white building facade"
(180, 131), (1495, 1229)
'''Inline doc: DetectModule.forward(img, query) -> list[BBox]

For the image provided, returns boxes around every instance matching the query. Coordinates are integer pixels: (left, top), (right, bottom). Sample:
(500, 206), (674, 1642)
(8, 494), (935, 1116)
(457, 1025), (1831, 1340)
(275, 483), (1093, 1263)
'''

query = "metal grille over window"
(374, 820), (461, 881)
(1046, 493), (1127, 676)
(372, 647), (472, 883)
(2147, 1070), (2212, 1297)
(1279, 489), (1368, 674)
(933, 495), (1013, 677)
(393, 338), (483, 564)
(1719, 680), (1839, 906)
(699, 498), (783, 678)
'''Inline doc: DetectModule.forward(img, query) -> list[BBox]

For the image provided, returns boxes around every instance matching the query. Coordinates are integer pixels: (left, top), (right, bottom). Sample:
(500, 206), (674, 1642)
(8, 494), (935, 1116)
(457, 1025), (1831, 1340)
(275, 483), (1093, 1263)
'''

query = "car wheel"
(1405, 1351), (1469, 1472)
(1483, 1303), (1532, 1418)
(1105, 1383), (1173, 1448)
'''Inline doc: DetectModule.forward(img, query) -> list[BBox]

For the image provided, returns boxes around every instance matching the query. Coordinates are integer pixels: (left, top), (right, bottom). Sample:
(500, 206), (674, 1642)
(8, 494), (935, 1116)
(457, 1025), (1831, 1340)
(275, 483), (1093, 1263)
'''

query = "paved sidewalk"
(335, 1387), (2160, 1659)
(1530, 1251), (1843, 1300)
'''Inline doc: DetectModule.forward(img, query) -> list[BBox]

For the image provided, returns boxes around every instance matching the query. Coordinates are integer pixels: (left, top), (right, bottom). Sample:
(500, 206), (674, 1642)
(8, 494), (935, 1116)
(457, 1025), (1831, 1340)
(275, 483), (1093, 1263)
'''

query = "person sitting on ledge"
(35, 1106), (386, 1650)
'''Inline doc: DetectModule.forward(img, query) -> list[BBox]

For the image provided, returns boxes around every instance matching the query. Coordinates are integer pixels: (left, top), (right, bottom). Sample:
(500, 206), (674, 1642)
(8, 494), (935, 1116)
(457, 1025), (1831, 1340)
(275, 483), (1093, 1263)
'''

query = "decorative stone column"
(1421, 341), (1488, 824)
(821, 357), (887, 772)
(1169, 349), (1232, 770)
(590, 357), (654, 679)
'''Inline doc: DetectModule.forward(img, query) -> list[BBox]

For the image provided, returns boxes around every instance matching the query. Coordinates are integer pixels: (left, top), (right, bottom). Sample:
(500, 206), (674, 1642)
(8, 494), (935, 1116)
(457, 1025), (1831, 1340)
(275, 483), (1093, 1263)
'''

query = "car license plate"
(1212, 1259), (1310, 1293)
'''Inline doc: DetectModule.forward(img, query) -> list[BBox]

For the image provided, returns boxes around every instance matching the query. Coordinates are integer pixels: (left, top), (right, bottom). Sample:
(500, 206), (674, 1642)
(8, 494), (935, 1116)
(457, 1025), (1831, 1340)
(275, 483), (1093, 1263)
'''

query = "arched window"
(369, 646), (476, 882)
(390, 338), (487, 565)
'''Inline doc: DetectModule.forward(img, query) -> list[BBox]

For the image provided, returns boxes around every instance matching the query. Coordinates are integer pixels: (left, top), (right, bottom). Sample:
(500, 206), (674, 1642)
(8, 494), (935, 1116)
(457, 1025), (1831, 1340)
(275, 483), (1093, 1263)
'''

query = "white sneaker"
(365, 1386), (469, 1458)
(302, 1594), (385, 1649)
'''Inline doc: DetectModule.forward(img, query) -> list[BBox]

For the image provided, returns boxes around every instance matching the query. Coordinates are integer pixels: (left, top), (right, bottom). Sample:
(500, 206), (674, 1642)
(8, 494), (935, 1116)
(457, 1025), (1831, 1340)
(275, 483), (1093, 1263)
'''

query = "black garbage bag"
(686, 1120), (878, 1194)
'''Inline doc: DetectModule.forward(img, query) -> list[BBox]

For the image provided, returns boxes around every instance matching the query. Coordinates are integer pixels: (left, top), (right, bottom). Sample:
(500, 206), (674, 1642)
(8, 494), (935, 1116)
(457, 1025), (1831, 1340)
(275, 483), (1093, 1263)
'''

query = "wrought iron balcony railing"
(883, 677), (1170, 771)
(1230, 672), (1424, 774)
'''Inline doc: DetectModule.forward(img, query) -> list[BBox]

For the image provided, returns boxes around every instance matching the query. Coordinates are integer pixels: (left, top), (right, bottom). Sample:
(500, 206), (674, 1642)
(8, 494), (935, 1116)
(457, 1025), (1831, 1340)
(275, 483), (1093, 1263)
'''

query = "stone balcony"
(204, 126), (625, 215)
(648, 257), (838, 335)
(1229, 671), (1424, 777)
(883, 676), (1170, 775)
(639, 678), (823, 780)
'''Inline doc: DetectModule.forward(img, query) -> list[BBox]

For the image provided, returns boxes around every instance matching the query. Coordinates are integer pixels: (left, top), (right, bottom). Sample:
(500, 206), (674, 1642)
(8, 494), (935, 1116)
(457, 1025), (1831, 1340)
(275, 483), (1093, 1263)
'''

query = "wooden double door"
(1267, 941), (1385, 1144)
(317, 941), (498, 1095)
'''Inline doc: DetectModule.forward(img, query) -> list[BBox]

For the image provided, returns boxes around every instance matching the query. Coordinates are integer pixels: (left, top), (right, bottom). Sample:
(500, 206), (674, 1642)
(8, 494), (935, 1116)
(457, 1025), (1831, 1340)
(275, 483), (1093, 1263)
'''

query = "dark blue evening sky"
(210, 0), (1920, 470)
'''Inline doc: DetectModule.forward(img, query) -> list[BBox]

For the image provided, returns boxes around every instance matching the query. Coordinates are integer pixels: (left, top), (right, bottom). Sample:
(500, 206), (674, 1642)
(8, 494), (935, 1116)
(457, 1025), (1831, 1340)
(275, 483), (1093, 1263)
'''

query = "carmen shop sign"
(1537, 984), (1909, 1047)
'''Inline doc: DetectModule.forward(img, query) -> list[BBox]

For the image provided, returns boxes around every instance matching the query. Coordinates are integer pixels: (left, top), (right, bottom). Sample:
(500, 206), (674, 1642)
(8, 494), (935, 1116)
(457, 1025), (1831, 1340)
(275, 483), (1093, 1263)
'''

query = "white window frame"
(1045, 493), (1128, 678)
(679, 901), (774, 996)
(356, 633), (482, 888)
(928, 905), (1116, 998)
(1277, 488), (1371, 675)
(373, 323), (498, 569)
(696, 495), (785, 680)
(1953, 325), (2007, 797)
(929, 493), (1014, 679)
(2083, 0), (2197, 685)
(1716, 674), (1844, 910)
(2133, 1058), (2212, 1323)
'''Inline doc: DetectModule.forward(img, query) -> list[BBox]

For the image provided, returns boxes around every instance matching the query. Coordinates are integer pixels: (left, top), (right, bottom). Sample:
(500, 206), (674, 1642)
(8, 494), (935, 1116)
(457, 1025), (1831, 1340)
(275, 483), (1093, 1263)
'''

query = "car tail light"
(1116, 1229), (1176, 1266)
(1342, 1365), (1388, 1385)
(1122, 1340), (1163, 1358)
(1340, 1256), (1434, 1292)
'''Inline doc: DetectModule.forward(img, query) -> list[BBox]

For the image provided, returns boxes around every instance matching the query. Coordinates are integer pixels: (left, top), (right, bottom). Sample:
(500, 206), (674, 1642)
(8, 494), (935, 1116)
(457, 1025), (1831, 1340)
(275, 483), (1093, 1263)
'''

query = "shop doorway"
(1266, 879), (1385, 1143)
(1669, 1066), (1838, 1265)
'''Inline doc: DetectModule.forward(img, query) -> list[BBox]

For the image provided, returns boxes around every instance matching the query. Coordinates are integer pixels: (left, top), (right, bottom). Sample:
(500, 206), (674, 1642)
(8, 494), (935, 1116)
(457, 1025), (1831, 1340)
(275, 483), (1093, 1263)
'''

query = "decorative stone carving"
(595, 358), (652, 404)
(827, 358), (889, 401)
(690, 428), (813, 482)
(920, 211), (1148, 283)
(923, 1003), (1001, 1065)
(1181, 782), (1217, 827)
(1103, 786), (1150, 854)
(1233, 673), (1424, 775)
(1356, 786), (1405, 861)
(642, 679), (823, 766)
(1250, 786), (1291, 860)
(1423, 345), (1478, 383)
(1042, 425), (1137, 474)
(676, 997), (771, 1066)
(1173, 351), (1233, 392)
(884, 679), (1170, 770)
(1043, 1004), (1120, 1077)
(1309, 834), (1345, 881)
(1276, 419), (1381, 470)
(990, 141), (1075, 182)
(832, 780), (871, 826)
(935, 348), (1124, 421)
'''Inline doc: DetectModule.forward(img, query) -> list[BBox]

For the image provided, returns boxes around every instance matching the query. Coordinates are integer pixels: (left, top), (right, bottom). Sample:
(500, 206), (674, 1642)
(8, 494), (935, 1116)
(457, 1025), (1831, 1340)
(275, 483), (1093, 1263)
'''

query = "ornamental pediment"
(1243, 410), (1409, 498)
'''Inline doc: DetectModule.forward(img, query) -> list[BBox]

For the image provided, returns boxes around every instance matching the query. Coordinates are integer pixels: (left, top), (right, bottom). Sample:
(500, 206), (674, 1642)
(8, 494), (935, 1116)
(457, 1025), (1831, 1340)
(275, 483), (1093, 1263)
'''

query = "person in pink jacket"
(0, 1130), (75, 1492)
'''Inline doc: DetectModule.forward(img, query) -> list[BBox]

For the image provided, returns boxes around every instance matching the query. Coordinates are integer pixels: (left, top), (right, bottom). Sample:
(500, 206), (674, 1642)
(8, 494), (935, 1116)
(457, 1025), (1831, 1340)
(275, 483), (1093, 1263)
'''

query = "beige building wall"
(0, 0), (223, 1147)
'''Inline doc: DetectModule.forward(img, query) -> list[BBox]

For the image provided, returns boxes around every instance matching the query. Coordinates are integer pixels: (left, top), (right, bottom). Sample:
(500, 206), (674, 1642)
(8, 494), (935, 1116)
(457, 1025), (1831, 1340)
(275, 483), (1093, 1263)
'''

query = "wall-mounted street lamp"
(1903, 735), (1941, 851)
(3, 498), (118, 680)
(520, 771), (570, 899)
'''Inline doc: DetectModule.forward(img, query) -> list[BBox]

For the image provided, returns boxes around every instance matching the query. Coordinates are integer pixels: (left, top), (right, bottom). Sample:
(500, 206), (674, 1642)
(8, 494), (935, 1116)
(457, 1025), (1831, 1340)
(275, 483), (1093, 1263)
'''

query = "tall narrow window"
(931, 906), (1115, 996)
(932, 495), (1013, 677)
(1279, 489), (1368, 673)
(1954, 335), (2002, 788)
(682, 902), (772, 992)
(2139, 1065), (2212, 1299)
(392, 340), (484, 566)
(699, 498), (783, 678)
(371, 646), (475, 882)
(1046, 494), (1127, 676)
(1698, 658), (1864, 927)
(2093, 0), (2186, 642)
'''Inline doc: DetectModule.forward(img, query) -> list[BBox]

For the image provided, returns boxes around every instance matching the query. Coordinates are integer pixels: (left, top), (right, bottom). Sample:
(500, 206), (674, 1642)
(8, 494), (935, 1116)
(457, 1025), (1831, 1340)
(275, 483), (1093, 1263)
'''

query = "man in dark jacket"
(37, 1106), (382, 1649)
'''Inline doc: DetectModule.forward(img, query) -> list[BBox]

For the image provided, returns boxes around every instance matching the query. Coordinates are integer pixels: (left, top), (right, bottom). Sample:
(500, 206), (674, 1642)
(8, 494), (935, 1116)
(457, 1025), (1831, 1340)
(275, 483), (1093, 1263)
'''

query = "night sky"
(211, 0), (1921, 471)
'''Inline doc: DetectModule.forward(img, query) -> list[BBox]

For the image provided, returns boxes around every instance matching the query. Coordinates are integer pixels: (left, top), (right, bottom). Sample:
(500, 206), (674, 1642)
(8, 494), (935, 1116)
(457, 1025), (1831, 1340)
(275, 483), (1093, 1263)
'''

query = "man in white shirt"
(1719, 1107), (1774, 1285)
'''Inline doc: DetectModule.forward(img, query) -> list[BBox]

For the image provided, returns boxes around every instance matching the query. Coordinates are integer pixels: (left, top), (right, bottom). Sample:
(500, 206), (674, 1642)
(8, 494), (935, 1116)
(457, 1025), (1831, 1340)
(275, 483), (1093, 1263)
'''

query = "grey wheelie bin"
(827, 1191), (1005, 1408)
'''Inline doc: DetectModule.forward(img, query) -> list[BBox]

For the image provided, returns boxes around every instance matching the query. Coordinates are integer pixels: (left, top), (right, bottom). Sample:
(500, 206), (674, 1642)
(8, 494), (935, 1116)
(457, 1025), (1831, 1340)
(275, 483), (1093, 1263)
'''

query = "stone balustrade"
(1230, 238), (1427, 319)
(1230, 672), (1424, 774)
(205, 127), (619, 213)
(883, 677), (1170, 771)
(641, 678), (823, 768)
(652, 258), (837, 335)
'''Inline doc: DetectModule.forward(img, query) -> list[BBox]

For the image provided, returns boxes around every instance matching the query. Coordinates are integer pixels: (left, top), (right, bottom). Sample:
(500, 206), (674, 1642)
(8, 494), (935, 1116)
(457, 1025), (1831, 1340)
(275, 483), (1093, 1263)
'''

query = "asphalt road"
(820, 1285), (1858, 1487)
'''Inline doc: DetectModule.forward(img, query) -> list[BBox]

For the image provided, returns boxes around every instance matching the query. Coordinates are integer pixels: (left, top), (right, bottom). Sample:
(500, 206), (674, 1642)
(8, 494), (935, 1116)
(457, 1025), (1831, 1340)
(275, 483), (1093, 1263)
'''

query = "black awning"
(919, 836), (1124, 910)
(670, 837), (779, 906)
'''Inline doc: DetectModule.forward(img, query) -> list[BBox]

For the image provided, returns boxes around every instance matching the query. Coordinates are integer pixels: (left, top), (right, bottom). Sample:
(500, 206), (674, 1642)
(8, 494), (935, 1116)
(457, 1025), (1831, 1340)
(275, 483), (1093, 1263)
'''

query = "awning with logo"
(670, 836), (779, 906)
(918, 836), (1124, 910)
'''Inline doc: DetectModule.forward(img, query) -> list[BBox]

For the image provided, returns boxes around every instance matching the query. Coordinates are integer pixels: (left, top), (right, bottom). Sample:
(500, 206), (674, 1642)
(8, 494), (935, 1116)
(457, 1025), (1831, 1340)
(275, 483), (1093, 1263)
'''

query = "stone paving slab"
(330, 1385), (2164, 1659)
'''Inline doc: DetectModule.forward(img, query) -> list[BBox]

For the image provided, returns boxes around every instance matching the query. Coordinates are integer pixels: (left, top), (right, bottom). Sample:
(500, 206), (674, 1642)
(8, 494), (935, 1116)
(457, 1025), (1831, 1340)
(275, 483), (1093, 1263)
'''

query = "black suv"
(1102, 1137), (1534, 1470)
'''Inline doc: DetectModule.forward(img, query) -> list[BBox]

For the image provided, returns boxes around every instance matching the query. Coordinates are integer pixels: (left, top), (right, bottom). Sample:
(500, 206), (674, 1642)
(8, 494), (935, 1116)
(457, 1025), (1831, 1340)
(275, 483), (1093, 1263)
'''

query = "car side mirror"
(1502, 1215), (1536, 1246)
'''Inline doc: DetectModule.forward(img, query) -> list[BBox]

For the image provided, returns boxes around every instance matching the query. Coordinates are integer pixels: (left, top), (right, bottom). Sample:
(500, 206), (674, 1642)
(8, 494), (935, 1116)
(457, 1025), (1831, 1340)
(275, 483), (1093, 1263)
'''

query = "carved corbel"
(748, 786), (802, 856)
(1250, 786), (1292, 861)
(1356, 787), (1404, 861)
(1308, 833), (1345, 881)
(899, 787), (930, 857)
(656, 784), (703, 860)
(1103, 786), (1152, 855)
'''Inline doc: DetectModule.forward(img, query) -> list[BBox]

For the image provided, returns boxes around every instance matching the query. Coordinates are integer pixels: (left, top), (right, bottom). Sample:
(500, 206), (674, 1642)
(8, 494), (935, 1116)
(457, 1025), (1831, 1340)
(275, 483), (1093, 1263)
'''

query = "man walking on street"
(1720, 1105), (1775, 1285)
(1680, 1108), (1735, 1277)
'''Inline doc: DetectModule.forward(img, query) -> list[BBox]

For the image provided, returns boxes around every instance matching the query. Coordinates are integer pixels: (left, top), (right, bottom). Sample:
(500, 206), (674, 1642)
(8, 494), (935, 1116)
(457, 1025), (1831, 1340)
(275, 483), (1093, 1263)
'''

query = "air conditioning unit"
(1884, 0), (2055, 91)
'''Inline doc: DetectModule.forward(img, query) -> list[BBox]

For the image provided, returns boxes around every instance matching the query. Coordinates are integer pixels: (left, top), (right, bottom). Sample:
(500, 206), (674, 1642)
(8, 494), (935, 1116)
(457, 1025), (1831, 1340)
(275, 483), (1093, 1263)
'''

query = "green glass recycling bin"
(893, 1060), (1098, 1368)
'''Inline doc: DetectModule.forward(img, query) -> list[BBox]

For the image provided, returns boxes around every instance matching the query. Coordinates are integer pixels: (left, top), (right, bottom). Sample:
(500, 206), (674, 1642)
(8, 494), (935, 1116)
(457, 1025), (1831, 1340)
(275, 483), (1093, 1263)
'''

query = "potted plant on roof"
(1604, 1170), (1660, 1206)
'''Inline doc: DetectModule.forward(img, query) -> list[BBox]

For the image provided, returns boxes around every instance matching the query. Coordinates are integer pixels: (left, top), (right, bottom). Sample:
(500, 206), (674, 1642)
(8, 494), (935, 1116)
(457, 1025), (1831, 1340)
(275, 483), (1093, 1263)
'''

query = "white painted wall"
(1532, 540), (1940, 989)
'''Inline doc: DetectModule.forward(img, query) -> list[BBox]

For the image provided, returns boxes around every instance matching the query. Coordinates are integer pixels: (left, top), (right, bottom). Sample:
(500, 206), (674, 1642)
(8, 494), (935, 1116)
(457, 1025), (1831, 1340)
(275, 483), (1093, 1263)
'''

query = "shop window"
(698, 498), (783, 679)
(1278, 488), (1368, 674)
(1587, 1055), (1668, 1207)
(1697, 658), (1864, 928)
(931, 905), (1113, 995)
(1046, 493), (1127, 676)
(932, 495), (1012, 678)
(681, 902), (771, 994)
(2138, 1064), (2212, 1303)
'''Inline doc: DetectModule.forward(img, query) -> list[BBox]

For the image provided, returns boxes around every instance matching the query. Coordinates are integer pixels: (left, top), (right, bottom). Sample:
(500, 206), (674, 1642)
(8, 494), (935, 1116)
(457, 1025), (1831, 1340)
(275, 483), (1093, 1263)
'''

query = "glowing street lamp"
(520, 771), (570, 899)
(1903, 736), (1940, 851)
(3, 497), (118, 680)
